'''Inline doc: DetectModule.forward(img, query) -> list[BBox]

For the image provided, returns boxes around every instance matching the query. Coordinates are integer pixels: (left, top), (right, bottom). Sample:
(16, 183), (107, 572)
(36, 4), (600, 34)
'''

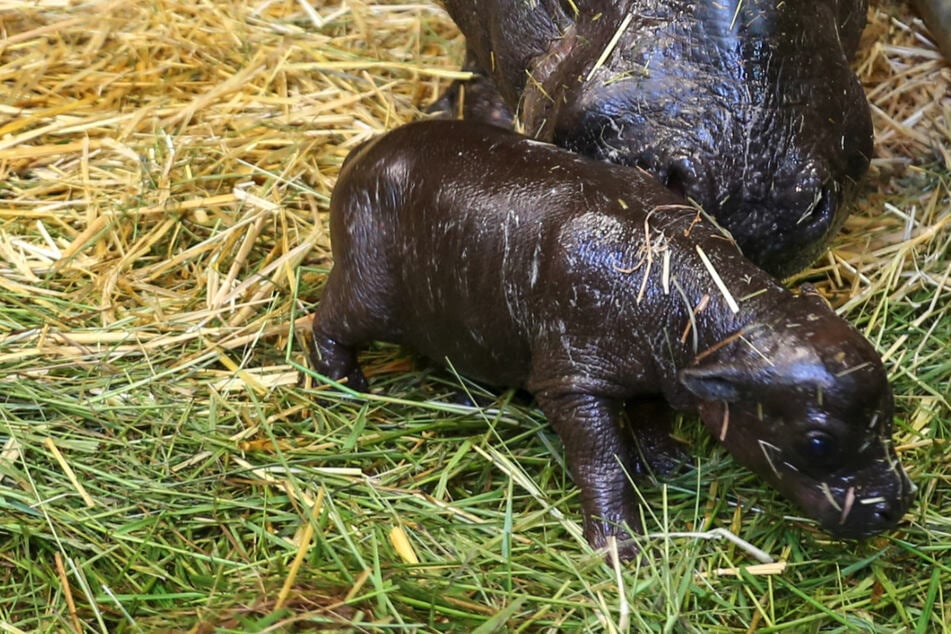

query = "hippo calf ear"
(678, 365), (746, 402)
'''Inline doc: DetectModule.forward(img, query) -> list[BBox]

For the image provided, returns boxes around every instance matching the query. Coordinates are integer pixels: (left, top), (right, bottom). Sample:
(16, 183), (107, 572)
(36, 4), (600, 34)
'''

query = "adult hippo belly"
(436, 0), (874, 278)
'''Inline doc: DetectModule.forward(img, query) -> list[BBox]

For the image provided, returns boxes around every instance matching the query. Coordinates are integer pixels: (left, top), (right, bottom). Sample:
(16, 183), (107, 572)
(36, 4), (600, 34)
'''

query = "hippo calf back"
(310, 120), (911, 557)
(438, 0), (874, 277)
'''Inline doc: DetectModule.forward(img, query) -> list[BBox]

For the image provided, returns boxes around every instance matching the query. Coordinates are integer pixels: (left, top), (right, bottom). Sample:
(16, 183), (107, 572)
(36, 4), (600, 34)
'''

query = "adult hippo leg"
(427, 52), (514, 127)
(435, 0), (572, 127)
(535, 390), (643, 559)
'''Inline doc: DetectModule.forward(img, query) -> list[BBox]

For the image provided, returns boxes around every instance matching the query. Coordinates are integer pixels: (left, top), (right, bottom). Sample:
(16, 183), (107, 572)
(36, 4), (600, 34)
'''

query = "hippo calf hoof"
(600, 537), (644, 565)
(310, 321), (369, 392)
(585, 520), (643, 563)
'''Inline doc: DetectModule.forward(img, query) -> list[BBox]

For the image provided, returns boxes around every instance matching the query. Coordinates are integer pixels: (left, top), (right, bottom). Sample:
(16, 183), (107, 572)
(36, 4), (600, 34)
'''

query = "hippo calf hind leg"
(310, 318), (369, 392)
(536, 391), (644, 559)
(309, 273), (372, 392)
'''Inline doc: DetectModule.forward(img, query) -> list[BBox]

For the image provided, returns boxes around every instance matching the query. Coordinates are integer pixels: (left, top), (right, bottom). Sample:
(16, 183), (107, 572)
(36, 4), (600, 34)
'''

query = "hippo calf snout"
(811, 455), (915, 539)
(836, 436), (916, 537)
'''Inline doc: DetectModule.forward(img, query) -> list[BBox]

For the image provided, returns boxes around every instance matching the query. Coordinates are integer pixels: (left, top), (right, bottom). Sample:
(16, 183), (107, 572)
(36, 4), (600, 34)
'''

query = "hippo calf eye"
(803, 431), (839, 463)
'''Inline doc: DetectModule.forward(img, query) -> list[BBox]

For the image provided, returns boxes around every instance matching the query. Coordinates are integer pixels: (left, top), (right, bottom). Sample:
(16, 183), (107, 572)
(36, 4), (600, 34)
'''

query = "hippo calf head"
(510, 0), (874, 276)
(679, 292), (914, 537)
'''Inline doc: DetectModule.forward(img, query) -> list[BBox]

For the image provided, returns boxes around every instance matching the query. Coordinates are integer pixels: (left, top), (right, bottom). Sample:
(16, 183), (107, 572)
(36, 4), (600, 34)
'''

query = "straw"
(0, 0), (946, 631)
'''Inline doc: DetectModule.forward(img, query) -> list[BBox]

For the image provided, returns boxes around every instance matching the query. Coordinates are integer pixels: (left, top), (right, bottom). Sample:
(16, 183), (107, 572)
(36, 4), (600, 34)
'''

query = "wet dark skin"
(913, 0), (951, 62)
(433, 0), (874, 278)
(311, 120), (913, 559)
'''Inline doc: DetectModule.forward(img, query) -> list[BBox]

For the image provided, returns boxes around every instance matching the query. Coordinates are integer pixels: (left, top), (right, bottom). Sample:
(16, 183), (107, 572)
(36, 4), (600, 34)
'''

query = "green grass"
(0, 0), (949, 631)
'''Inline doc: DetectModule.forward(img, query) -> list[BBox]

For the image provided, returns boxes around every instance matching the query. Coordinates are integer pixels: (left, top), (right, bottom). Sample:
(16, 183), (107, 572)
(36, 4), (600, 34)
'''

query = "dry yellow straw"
(54, 552), (83, 634)
(43, 438), (95, 508)
(695, 245), (740, 313)
(586, 12), (633, 81)
(0, 437), (20, 485)
(275, 488), (326, 610)
(701, 561), (788, 578)
(389, 525), (420, 565)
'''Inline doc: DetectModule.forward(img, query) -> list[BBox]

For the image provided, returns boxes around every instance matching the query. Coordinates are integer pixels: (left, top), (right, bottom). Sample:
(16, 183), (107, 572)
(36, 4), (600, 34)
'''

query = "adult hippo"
(434, 0), (874, 277)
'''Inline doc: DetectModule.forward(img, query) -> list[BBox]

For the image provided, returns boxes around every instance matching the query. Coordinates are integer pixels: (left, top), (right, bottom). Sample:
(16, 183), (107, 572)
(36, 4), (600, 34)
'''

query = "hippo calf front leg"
(535, 390), (645, 557)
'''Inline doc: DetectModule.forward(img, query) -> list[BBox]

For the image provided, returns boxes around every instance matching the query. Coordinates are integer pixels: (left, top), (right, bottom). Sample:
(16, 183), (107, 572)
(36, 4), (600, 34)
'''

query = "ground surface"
(0, 1), (949, 632)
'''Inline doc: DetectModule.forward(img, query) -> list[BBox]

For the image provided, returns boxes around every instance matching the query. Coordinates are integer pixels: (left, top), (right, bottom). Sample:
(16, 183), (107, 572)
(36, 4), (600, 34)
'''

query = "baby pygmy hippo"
(310, 120), (914, 558)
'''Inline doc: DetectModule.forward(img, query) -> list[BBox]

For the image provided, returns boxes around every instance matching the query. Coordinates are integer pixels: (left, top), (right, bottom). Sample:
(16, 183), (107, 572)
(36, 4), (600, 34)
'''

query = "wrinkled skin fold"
(435, 0), (874, 277)
(310, 120), (913, 559)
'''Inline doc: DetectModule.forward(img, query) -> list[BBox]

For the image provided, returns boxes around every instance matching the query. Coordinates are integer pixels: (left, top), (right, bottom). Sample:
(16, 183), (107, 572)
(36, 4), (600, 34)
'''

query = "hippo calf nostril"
(869, 498), (904, 527)
(873, 506), (893, 525)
